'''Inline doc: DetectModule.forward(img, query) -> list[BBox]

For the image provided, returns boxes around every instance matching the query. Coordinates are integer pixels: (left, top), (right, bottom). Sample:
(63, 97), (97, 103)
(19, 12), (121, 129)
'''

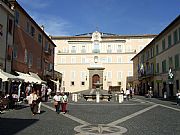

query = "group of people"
(121, 88), (133, 100)
(26, 89), (42, 115)
(53, 91), (68, 114)
(25, 83), (69, 116)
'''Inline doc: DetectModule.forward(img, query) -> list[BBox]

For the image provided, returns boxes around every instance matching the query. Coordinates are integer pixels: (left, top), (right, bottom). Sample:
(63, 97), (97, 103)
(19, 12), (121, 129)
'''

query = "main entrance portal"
(92, 74), (100, 89)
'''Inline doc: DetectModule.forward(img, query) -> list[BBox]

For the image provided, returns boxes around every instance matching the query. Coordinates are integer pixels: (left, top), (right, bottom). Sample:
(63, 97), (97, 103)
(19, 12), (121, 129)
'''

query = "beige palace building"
(52, 31), (155, 93)
(132, 15), (180, 98)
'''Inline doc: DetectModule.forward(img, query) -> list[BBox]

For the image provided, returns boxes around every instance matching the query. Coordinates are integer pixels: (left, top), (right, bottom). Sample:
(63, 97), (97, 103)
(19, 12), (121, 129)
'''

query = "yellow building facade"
(52, 31), (155, 93)
(132, 15), (180, 98)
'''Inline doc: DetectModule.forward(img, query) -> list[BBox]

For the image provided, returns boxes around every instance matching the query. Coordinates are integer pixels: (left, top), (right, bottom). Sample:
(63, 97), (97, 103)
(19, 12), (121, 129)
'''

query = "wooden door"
(92, 74), (100, 89)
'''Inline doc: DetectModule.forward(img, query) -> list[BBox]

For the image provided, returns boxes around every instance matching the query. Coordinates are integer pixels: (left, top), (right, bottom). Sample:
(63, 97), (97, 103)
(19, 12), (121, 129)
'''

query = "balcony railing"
(92, 49), (100, 53)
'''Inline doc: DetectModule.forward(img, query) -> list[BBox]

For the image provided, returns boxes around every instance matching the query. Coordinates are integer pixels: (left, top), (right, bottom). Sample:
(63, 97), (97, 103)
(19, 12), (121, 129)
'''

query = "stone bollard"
(72, 94), (74, 101)
(118, 94), (124, 103)
(96, 91), (100, 103)
(164, 92), (167, 99)
(74, 94), (78, 102)
(115, 94), (118, 101)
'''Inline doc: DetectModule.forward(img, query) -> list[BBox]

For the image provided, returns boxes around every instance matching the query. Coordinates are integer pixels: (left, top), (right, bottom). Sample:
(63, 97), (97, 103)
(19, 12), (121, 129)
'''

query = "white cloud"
(17, 0), (71, 36)
(32, 14), (71, 36)
(17, 0), (49, 9)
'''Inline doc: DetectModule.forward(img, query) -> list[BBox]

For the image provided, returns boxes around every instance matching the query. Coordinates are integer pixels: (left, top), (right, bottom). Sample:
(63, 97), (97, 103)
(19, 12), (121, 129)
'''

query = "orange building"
(10, 1), (56, 80)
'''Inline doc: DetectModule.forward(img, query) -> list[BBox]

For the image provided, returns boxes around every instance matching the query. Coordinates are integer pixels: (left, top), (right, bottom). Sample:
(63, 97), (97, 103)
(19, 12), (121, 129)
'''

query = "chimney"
(41, 25), (44, 31)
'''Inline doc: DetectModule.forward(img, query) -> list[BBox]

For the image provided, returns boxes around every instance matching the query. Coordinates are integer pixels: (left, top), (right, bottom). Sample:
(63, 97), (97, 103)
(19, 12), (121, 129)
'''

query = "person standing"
(36, 90), (42, 114)
(61, 92), (68, 114)
(126, 89), (130, 100)
(28, 89), (38, 116)
(25, 84), (31, 97)
(130, 88), (133, 99)
(53, 91), (61, 114)
(176, 90), (180, 106)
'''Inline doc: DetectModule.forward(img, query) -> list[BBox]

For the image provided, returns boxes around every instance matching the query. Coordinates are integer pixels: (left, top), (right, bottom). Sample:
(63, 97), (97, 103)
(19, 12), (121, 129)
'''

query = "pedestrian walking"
(130, 88), (133, 99)
(176, 90), (180, 106)
(27, 89), (38, 116)
(148, 87), (153, 98)
(53, 91), (61, 114)
(36, 90), (42, 114)
(61, 92), (68, 114)
(126, 89), (130, 100)
(61, 92), (68, 113)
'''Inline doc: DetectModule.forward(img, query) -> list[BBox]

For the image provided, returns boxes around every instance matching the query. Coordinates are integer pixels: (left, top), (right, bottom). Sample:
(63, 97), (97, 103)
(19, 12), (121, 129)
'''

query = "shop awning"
(16, 71), (45, 84)
(29, 72), (46, 84)
(0, 69), (23, 82)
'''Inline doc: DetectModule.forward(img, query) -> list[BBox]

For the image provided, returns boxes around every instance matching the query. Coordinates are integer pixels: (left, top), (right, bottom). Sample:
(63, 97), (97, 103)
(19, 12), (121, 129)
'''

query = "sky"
(17, 0), (180, 36)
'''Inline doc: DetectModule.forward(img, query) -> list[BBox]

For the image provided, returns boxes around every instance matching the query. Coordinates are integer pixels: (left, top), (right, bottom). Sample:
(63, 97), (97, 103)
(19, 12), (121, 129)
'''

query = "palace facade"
(52, 32), (155, 93)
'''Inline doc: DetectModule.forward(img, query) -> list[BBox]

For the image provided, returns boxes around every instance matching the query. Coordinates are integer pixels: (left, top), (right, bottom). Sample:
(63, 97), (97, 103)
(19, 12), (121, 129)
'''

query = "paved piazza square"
(0, 96), (180, 135)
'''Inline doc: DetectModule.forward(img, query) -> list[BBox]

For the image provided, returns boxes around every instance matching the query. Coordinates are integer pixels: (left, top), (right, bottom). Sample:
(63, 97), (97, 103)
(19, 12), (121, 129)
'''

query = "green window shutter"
(162, 60), (166, 73)
(156, 63), (159, 73)
(173, 30), (178, 44)
(162, 39), (165, 50)
(156, 45), (159, 55)
(168, 35), (172, 47)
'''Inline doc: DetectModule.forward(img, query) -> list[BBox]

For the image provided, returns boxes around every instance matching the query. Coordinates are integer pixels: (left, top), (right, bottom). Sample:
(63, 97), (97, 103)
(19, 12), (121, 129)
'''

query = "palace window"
(156, 63), (159, 73)
(81, 45), (86, 53)
(162, 39), (165, 51)
(175, 54), (179, 69)
(162, 60), (166, 73)
(107, 45), (112, 53)
(38, 34), (42, 44)
(81, 81), (85, 86)
(71, 81), (75, 86)
(26, 21), (30, 33)
(71, 46), (76, 53)
(8, 19), (13, 34)
(117, 45), (122, 52)
(156, 44), (159, 55)
(15, 10), (19, 24)
(168, 34), (172, 47)
(117, 56), (122, 63)
(173, 29), (178, 44)
(117, 71), (122, 79)
(93, 41), (100, 53)
(13, 47), (18, 59)
(31, 26), (35, 37)
(94, 56), (98, 63)
(71, 56), (76, 63)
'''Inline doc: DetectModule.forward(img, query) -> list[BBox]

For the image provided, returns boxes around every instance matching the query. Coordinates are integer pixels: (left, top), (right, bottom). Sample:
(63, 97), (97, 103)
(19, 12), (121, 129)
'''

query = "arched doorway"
(92, 74), (100, 89)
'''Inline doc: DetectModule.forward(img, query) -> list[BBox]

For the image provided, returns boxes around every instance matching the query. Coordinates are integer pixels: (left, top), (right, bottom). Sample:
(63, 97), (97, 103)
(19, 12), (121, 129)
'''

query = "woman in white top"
(28, 89), (38, 115)
(60, 92), (68, 114)
(53, 91), (61, 114)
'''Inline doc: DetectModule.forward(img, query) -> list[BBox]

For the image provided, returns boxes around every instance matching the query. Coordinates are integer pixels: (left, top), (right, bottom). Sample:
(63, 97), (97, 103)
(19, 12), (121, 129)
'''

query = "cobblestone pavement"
(0, 96), (180, 135)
